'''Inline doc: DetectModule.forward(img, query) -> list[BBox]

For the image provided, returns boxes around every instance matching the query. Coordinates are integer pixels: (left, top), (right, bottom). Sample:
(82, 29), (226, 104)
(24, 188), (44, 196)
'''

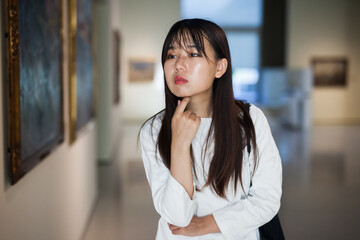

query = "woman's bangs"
(168, 28), (209, 59)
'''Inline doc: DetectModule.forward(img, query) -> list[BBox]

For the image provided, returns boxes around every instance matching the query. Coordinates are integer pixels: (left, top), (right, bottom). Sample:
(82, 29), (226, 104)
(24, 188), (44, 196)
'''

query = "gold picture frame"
(5, 0), (64, 184)
(68, 0), (95, 144)
(68, 0), (77, 143)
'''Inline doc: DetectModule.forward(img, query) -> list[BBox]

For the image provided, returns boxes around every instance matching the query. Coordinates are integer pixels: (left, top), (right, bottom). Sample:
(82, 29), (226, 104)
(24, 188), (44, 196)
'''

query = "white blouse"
(140, 105), (282, 240)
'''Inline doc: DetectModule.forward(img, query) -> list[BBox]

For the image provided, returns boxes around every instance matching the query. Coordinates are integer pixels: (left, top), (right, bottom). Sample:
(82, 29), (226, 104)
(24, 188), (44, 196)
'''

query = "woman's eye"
(190, 53), (200, 57)
(167, 54), (176, 59)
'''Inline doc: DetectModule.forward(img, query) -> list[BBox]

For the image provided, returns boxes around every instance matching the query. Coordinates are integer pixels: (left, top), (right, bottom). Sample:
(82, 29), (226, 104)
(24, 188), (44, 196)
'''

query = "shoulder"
(247, 104), (270, 130)
(248, 104), (264, 119)
(239, 102), (266, 121)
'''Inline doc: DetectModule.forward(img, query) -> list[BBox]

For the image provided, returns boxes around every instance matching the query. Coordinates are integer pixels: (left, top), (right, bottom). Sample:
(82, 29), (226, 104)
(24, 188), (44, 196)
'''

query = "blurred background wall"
(119, 0), (360, 125)
(119, 0), (179, 120)
(288, 0), (360, 124)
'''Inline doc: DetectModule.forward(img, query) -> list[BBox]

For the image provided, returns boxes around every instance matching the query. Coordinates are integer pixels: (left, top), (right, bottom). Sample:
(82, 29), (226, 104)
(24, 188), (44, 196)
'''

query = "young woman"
(140, 19), (282, 240)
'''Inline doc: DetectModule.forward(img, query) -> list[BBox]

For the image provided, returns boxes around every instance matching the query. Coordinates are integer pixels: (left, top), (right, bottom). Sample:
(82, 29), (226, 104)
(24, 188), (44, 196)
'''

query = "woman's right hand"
(171, 97), (201, 148)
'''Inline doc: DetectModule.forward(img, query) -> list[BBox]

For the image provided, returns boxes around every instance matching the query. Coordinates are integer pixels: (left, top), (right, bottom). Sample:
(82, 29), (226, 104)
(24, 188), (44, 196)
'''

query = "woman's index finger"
(174, 97), (190, 115)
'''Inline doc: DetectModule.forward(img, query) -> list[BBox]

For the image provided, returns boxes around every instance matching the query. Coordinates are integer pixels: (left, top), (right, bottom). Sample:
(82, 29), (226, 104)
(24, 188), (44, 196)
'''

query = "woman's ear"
(215, 58), (228, 78)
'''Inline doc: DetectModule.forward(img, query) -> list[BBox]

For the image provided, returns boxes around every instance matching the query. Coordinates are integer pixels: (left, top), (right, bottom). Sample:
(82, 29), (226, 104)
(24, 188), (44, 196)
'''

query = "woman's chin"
(171, 92), (190, 98)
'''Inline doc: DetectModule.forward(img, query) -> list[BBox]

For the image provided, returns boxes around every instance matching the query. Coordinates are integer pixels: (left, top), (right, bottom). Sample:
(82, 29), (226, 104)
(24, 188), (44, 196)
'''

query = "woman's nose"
(175, 56), (185, 72)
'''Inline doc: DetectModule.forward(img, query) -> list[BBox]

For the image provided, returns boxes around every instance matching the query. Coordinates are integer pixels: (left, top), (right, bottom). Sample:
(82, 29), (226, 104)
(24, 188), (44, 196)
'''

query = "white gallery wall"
(119, 0), (180, 121)
(287, 0), (360, 124)
(96, 0), (123, 163)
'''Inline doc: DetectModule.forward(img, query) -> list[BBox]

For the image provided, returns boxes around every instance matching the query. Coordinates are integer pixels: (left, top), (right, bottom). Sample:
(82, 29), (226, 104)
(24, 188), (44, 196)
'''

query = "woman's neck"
(187, 95), (213, 118)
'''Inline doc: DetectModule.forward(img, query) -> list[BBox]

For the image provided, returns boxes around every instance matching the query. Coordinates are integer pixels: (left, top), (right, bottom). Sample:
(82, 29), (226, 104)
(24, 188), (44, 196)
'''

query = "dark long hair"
(143, 19), (257, 198)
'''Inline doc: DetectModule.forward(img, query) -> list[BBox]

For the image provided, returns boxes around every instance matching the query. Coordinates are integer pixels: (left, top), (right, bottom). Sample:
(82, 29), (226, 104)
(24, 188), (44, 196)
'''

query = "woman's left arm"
(211, 106), (282, 239)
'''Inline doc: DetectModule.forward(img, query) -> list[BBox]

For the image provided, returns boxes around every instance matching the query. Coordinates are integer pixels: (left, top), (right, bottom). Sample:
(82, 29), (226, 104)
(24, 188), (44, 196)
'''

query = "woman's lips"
(174, 76), (188, 85)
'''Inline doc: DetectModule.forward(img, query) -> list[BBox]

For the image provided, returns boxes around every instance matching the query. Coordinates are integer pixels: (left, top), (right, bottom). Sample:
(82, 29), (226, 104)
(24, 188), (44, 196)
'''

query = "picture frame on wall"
(68, 0), (95, 144)
(113, 30), (121, 104)
(129, 58), (156, 82)
(5, 0), (64, 184)
(311, 57), (348, 87)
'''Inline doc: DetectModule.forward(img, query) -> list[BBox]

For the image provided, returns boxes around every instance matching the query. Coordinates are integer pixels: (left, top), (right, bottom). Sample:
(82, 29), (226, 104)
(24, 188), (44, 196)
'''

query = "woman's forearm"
(170, 97), (200, 200)
(169, 214), (221, 236)
(170, 142), (194, 199)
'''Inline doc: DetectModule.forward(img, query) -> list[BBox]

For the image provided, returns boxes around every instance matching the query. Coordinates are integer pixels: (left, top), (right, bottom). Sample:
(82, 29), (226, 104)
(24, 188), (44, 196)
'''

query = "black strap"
(245, 103), (251, 155)
(259, 214), (285, 240)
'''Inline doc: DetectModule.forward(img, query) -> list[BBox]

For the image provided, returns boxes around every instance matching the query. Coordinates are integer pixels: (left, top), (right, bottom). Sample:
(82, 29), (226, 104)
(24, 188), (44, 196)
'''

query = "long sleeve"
(213, 106), (282, 239)
(140, 118), (197, 227)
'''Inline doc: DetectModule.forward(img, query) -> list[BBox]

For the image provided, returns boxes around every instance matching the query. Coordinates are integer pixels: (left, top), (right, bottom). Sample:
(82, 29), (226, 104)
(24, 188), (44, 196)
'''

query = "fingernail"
(177, 100), (180, 105)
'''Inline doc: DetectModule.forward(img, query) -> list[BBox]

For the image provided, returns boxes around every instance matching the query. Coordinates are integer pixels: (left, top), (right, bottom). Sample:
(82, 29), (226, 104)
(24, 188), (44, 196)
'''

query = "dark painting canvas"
(312, 57), (348, 87)
(6, 0), (64, 183)
(76, 0), (94, 130)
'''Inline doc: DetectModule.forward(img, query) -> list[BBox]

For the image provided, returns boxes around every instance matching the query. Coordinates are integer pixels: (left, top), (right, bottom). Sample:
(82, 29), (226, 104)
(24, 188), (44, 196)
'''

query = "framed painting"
(5, 0), (64, 184)
(68, 0), (95, 143)
(113, 30), (121, 104)
(129, 57), (156, 82)
(311, 57), (348, 87)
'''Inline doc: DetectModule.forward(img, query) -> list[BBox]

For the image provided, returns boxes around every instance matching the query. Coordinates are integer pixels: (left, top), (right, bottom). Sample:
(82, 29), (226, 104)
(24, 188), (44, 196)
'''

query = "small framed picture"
(129, 58), (156, 82)
(311, 57), (348, 87)
(113, 30), (121, 104)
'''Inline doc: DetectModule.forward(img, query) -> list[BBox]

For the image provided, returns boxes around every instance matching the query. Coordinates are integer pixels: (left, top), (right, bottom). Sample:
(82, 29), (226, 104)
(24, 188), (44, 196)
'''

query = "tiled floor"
(82, 120), (360, 240)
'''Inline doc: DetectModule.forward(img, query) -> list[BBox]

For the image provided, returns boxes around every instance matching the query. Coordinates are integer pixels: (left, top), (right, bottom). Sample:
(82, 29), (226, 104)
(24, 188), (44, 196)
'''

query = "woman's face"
(163, 37), (224, 101)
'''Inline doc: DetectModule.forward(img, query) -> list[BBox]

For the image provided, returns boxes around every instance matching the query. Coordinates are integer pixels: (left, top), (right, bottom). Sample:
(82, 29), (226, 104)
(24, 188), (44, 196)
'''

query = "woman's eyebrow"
(183, 42), (196, 47)
(186, 44), (197, 49)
